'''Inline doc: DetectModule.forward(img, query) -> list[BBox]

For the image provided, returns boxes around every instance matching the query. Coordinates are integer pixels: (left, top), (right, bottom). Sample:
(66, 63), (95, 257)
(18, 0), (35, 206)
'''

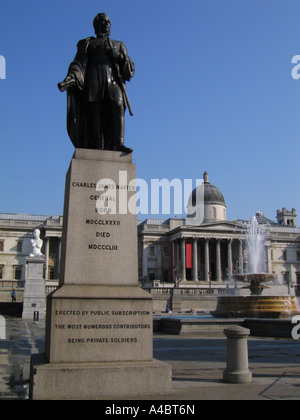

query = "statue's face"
(94, 14), (111, 36)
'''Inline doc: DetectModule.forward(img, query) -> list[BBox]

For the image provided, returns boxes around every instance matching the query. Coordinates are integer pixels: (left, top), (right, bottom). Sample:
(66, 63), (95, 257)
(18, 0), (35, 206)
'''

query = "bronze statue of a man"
(58, 13), (134, 153)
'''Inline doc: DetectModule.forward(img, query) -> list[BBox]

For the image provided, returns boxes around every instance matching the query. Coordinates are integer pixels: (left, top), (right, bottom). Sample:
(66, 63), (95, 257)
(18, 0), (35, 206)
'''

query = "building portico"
(169, 223), (249, 284)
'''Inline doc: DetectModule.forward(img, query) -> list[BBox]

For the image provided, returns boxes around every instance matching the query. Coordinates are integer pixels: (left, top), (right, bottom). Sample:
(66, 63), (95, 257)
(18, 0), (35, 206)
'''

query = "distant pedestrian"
(11, 289), (16, 303)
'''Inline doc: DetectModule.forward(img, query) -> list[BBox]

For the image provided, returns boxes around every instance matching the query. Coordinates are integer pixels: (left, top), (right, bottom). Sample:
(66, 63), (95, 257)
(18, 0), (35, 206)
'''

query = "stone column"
(176, 240), (180, 285)
(266, 243), (272, 274)
(181, 238), (186, 282)
(216, 239), (221, 282)
(239, 240), (244, 274)
(173, 240), (180, 286)
(227, 239), (233, 277)
(157, 241), (162, 281)
(205, 238), (210, 282)
(171, 240), (176, 283)
(223, 326), (252, 384)
(44, 238), (49, 280)
(192, 238), (198, 282)
(142, 240), (148, 281)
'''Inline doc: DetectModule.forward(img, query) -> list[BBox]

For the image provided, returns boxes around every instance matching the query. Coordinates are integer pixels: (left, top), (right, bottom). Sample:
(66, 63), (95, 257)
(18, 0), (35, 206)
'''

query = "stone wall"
(0, 288), (24, 303)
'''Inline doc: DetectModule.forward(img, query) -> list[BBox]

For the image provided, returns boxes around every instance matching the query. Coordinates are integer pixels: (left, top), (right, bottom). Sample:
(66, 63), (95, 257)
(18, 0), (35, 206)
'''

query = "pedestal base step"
(30, 353), (172, 400)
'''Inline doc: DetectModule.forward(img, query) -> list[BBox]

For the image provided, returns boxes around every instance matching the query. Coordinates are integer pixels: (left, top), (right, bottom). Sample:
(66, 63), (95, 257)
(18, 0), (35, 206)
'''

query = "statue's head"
(33, 229), (40, 238)
(93, 13), (111, 37)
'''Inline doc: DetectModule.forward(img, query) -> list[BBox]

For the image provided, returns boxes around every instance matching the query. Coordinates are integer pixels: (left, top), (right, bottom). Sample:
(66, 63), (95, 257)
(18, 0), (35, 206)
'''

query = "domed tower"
(186, 172), (226, 224)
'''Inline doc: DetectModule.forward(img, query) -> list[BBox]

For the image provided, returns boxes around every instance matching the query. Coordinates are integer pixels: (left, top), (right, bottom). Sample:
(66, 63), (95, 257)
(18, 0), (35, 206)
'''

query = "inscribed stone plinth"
(45, 285), (153, 364)
(30, 149), (172, 399)
(59, 149), (138, 287)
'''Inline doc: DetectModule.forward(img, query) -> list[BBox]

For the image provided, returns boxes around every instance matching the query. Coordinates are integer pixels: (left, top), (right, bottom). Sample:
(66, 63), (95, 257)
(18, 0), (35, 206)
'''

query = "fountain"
(212, 217), (300, 318)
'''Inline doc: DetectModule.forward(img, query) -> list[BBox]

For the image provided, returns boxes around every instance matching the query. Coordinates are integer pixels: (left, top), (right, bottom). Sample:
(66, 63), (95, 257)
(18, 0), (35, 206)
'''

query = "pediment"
(181, 220), (242, 233)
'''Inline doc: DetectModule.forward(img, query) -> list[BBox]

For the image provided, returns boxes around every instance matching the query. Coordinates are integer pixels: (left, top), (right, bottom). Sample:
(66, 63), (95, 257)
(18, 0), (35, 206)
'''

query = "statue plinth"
(30, 149), (172, 400)
(22, 256), (46, 320)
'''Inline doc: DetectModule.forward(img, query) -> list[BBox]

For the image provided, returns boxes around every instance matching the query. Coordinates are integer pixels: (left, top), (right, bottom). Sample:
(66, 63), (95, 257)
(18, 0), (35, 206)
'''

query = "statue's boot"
(113, 112), (133, 153)
(117, 142), (133, 154)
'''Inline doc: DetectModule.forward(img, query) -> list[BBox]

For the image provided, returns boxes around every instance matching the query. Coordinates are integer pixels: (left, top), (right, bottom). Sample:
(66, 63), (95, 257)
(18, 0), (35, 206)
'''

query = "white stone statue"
(29, 229), (44, 257)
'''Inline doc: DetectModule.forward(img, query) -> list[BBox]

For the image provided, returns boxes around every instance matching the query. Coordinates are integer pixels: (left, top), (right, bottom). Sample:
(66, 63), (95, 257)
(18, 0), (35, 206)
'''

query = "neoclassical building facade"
(138, 173), (300, 294)
(0, 173), (299, 298)
(0, 214), (63, 286)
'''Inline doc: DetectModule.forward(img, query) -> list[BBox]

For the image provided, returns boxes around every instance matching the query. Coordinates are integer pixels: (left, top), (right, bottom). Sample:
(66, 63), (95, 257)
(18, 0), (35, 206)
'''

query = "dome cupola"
(186, 172), (226, 225)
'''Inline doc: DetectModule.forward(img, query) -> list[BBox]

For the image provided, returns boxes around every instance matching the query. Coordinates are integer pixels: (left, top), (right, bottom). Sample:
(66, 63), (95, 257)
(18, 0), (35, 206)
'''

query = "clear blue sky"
(1, 0), (300, 222)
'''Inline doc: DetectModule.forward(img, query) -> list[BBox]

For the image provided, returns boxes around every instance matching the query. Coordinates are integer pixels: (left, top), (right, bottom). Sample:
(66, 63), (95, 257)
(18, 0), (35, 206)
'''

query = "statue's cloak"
(65, 37), (134, 149)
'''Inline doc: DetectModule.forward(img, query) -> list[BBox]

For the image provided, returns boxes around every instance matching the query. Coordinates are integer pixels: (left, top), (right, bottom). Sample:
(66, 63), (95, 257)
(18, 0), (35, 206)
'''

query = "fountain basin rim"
(232, 273), (277, 282)
(212, 295), (300, 319)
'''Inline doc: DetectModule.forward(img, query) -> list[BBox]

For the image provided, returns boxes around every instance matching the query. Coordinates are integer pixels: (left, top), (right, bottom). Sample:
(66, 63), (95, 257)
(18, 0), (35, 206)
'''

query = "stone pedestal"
(223, 326), (252, 384)
(30, 149), (172, 400)
(22, 257), (46, 320)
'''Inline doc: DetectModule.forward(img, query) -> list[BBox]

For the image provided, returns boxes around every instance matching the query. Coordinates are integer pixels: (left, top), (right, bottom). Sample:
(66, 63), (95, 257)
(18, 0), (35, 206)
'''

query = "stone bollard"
(223, 326), (252, 384)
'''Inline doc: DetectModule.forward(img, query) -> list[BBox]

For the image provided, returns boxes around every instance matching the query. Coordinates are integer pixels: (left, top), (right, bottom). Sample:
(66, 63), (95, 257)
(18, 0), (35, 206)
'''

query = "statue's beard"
(95, 28), (111, 38)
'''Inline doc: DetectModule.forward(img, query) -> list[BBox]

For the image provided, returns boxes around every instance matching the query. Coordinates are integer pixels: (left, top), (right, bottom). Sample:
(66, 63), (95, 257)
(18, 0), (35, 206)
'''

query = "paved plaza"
(1, 316), (300, 400)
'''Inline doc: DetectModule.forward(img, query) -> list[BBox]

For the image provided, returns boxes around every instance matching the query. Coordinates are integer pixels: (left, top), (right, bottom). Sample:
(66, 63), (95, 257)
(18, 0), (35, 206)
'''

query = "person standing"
(11, 289), (16, 303)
